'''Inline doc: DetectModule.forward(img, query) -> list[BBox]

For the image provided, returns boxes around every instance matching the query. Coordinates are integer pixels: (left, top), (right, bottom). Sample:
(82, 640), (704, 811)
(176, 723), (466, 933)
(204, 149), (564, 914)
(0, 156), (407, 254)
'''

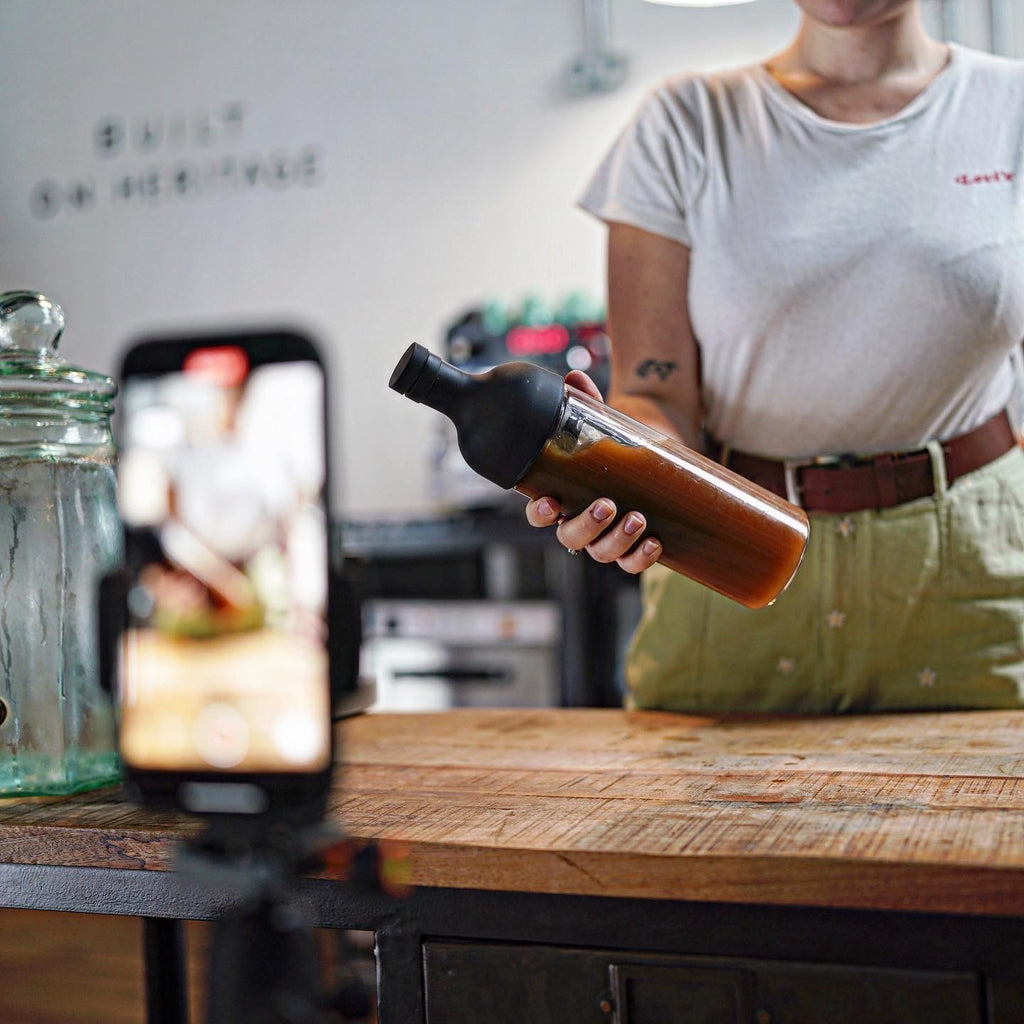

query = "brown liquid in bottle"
(515, 434), (808, 609)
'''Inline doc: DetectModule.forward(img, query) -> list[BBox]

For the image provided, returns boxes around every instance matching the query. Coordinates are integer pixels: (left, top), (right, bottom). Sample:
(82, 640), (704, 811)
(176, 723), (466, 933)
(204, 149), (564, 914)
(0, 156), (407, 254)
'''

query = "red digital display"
(505, 324), (570, 357)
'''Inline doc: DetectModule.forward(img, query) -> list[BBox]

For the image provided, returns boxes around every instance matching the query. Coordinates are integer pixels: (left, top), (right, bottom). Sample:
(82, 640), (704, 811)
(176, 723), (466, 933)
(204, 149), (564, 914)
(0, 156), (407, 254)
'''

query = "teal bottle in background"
(0, 292), (122, 795)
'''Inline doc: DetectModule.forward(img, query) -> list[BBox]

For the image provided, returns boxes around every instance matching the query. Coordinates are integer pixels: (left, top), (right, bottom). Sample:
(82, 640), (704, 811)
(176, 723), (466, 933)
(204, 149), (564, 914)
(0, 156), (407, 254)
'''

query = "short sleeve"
(578, 80), (706, 248)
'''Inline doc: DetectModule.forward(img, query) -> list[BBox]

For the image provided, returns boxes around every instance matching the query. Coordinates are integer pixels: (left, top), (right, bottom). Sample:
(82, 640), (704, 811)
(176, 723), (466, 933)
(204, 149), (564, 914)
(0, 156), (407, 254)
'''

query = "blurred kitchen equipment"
(343, 510), (637, 709)
(361, 598), (561, 711)
(0, 291), (121, 795)
(444, 293), (609, 389)
(390, 344), (809, 609)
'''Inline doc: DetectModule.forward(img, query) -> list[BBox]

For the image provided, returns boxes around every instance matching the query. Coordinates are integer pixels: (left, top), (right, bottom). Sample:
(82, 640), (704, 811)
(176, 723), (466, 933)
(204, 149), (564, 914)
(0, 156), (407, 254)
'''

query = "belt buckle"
(782, 454), (842, 506)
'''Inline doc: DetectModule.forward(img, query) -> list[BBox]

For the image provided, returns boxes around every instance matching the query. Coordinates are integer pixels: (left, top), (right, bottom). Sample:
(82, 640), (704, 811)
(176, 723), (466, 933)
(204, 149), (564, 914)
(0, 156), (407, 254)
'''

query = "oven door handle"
(390, 667), (513, 684)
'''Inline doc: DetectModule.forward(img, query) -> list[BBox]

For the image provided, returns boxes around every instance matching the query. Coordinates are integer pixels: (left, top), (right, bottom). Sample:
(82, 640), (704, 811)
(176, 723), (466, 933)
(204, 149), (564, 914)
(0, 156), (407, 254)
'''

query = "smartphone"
(110, 330), (336, 821)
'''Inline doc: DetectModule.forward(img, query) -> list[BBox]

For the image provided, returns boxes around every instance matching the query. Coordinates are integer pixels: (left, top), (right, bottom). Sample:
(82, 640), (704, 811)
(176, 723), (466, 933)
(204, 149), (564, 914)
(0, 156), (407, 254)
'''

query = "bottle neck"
(415, 358), (476, 416)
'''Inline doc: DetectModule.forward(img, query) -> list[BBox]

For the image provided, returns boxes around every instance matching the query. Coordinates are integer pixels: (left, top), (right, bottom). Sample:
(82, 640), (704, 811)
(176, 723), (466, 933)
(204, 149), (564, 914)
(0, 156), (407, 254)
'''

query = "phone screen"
(116, 339), (332, 777)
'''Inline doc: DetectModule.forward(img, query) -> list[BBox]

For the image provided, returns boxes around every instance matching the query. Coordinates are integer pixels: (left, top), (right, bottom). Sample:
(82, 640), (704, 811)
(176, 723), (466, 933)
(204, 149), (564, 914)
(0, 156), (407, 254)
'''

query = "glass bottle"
(0, 292), (122, 795)
(390, 343), (809, 609)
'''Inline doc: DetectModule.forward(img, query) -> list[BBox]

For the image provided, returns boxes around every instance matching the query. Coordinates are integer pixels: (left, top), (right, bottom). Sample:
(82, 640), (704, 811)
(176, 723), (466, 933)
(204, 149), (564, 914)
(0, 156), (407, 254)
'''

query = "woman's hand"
(523, 369), (663, 574)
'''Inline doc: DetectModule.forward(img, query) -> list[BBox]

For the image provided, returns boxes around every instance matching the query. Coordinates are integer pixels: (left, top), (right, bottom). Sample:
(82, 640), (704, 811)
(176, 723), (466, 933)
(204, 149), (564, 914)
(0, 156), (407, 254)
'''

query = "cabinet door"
(988, 977), (1024, 1024)
(612, 959), (980, 1024)
(611, 963), (756, 1023)
(423, 942), (983, 1024)
(424, 943), (612, 1024)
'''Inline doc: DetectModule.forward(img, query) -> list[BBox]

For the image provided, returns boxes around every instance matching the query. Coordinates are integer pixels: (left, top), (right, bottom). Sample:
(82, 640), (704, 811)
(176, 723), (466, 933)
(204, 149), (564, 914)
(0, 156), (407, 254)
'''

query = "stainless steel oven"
(360, 599), (561, 711)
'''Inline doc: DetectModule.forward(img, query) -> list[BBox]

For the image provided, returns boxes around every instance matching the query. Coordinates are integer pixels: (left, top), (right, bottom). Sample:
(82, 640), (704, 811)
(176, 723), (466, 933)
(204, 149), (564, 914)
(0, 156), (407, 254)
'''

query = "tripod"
(179, 821), (380, 1024)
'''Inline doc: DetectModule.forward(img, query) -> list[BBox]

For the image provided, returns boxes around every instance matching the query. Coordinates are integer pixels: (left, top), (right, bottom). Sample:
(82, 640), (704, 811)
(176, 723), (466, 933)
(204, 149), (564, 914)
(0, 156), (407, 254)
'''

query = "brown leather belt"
(707, 410), (1017, 513)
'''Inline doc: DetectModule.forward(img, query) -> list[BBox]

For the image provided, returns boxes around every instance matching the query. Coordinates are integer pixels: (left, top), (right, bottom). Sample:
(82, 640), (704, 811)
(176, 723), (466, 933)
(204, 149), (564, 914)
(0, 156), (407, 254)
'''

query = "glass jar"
(0, 291), (122, 795)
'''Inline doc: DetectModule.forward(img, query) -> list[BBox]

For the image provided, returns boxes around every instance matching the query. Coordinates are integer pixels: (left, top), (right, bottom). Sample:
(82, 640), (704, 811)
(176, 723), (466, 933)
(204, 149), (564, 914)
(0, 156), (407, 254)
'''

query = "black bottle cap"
(389, 343), (566, 489)
(389, 343), (441, 402)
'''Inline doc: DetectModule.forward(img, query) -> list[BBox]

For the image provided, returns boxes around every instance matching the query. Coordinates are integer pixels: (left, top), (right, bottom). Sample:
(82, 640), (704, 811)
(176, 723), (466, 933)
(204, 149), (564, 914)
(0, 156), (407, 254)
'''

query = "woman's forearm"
(606, 389), (704, 452)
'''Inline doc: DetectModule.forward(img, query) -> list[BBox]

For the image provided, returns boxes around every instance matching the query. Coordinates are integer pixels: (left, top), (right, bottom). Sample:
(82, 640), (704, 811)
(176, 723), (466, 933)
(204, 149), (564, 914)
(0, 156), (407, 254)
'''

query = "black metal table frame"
(4, 861), (1024, 1024)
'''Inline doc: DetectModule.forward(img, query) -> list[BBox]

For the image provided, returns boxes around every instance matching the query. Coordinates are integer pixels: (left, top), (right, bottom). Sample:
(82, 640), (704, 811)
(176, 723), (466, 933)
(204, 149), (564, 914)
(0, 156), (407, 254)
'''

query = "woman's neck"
(765, 7), (950, 122)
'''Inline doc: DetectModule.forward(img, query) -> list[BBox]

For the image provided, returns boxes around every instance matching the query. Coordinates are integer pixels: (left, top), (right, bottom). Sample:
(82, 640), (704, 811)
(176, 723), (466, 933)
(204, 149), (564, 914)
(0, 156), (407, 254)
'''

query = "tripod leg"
(143, 917), (190, 1024)
(206, 901), (320, 1024)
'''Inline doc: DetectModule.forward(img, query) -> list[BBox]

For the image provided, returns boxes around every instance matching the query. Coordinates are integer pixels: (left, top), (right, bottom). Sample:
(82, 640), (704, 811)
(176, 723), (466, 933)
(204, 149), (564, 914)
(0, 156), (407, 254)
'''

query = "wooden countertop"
(3, 707), (1024, 917)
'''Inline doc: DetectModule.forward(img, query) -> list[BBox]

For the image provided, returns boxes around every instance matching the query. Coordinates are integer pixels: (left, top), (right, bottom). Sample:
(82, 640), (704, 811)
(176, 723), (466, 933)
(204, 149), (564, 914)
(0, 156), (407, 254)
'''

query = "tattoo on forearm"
(635, 359), (678, 381)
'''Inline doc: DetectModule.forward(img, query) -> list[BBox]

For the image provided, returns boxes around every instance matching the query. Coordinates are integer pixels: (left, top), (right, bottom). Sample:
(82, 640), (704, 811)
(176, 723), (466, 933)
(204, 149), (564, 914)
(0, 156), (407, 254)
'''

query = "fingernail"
(592, 501), (613, 523)
(623, 513), (644, 536)
(642, 538), (660, 556)
(537, 498), (555, 518)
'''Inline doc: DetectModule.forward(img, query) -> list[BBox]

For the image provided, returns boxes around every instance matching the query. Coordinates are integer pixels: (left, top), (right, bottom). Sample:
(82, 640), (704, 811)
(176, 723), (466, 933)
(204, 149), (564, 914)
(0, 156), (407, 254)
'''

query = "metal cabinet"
(423, 941), (983, 1024)
(988, 978), (1024, 1024)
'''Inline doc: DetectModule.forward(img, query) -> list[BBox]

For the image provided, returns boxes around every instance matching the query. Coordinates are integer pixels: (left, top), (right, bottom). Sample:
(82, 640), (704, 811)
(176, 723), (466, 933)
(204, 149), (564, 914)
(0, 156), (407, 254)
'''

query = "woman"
(526, 0), (1024, 712)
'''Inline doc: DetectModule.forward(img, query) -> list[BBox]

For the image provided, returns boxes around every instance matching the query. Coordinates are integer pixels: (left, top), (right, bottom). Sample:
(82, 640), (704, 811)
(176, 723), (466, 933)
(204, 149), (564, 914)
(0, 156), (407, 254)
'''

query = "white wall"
(0, 0), (1017, 518)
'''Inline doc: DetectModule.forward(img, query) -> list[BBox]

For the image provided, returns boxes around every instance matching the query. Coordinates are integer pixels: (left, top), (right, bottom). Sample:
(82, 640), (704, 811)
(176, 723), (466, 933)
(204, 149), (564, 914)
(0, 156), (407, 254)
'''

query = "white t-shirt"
(580, 44), (1024, 459)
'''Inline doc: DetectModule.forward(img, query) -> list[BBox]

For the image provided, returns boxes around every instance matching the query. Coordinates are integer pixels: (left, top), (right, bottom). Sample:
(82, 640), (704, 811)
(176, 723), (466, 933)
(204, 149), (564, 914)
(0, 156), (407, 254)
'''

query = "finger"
(564, 370), (603, 402)
(525, 496), (560, 528)
(555, 498), (615, 550)
(586, 511), (648, 564)
(618, 536), (663, 575)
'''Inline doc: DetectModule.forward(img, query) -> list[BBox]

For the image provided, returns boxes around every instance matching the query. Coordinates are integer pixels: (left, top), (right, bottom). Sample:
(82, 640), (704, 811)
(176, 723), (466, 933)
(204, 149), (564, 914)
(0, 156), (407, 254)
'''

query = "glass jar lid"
(0, 291), (115, 407)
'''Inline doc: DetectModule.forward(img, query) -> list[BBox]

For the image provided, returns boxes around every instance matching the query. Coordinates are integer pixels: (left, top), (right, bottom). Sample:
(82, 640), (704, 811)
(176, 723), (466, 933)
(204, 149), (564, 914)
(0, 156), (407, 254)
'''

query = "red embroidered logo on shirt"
(955, 170), (1014, 185)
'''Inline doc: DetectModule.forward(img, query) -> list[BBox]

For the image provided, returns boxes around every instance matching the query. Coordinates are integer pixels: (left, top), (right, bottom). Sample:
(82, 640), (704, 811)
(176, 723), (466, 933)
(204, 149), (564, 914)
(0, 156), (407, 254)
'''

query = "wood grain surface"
(4, 708), (1024, 916)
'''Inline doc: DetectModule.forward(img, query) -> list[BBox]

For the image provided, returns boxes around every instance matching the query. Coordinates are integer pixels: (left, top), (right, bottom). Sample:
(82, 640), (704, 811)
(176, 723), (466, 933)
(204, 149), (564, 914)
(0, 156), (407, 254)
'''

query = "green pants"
(626, 446), (1024, 713)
